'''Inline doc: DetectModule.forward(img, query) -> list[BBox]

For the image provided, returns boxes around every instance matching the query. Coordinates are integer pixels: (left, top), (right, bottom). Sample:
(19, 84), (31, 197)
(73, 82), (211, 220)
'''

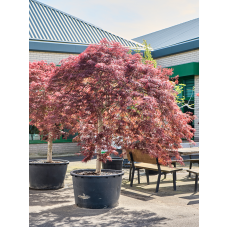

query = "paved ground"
(29, 157), (199, 227)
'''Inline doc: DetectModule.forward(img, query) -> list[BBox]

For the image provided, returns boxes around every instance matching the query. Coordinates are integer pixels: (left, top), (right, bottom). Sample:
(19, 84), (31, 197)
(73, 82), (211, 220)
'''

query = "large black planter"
(29, 159), (69, 190)
(102, 158), (123, 170)
(70, 169), (124, 209)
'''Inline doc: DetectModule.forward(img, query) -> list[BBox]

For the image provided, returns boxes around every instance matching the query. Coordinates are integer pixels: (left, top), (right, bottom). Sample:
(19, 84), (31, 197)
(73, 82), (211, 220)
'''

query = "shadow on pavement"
(120, 189), (155, 201)
(121, 180), (198, 195)
(179, 195), (199, 200)
(29, 187), (74, 207)
(187, 200), (199, 205)
(29, 186), (168, 227)
(29, 205), (168, 227)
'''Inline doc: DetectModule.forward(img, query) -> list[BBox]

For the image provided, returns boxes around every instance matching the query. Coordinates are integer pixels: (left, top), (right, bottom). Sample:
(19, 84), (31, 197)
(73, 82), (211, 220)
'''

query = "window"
(183, 78), (194, 99)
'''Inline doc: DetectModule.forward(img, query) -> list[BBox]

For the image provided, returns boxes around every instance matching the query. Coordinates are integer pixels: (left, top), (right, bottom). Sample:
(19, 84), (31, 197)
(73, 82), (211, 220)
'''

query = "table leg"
(194, 174), (199, 193)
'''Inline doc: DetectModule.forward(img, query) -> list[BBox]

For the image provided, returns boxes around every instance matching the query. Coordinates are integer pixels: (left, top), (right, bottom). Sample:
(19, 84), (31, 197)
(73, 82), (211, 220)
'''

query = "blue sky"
(37, 0), (199, 40)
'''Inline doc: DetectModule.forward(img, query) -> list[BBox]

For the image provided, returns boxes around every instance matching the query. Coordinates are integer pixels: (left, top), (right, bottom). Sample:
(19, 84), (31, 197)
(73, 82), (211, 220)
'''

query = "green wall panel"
(169, 62), (199, 78)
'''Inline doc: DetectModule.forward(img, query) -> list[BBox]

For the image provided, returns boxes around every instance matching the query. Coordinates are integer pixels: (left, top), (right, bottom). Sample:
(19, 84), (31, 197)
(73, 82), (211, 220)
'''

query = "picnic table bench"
(186, 169), (199, 193)
(126, 149), (183, 193)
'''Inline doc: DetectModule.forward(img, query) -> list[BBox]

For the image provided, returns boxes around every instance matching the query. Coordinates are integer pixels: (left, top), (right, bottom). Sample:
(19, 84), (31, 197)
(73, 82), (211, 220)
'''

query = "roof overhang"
(29, 40), (88, 54)
(151, 38), (199, 59)
(29, 40), (145, 54)
(29, 38), (199, 61)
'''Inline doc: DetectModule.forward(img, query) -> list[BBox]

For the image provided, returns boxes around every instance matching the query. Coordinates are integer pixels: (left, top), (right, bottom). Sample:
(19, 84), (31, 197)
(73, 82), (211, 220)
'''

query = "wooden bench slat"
(186, 169), (199, 175)
(172, 159), (199, 162)
(135, 162), (182, 173)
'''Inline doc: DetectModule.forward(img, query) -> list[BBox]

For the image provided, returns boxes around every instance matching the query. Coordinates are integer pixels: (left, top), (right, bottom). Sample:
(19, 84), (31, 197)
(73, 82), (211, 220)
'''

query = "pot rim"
(70, 169), (124, 177)
(107, 157), (124, 160)
(29, 159), (69, 165)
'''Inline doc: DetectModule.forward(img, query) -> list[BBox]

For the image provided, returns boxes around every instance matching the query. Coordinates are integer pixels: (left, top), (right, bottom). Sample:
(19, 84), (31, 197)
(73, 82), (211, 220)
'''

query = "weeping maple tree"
(29, 61), (68, 163)
(49, 38), (195, 173)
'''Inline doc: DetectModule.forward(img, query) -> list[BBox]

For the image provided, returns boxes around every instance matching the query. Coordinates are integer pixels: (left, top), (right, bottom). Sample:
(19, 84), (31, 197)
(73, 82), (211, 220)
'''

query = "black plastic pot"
(29, 159), (69, 190)
(70, 169), (124, 209)
(147, 170), (159, 175)
(110, 149), (122, 158)
(102, 158), (123, 170)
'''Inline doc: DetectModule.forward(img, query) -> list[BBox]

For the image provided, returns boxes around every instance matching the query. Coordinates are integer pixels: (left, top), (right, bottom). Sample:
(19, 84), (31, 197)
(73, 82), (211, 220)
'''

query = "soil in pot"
(70, 169), (124, 209)
(29, 159), (69, 190)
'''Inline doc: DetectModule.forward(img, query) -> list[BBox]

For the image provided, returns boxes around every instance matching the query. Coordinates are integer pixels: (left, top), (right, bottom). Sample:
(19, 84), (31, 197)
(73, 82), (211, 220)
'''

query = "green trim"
(169, 62), (199, 78)
(29, 138), (73, 144)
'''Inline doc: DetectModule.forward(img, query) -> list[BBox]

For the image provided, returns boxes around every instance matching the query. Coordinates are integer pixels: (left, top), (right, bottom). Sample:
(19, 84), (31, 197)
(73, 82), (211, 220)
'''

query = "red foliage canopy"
(49, 39), (195, 165)
(29, 61), (67, 141)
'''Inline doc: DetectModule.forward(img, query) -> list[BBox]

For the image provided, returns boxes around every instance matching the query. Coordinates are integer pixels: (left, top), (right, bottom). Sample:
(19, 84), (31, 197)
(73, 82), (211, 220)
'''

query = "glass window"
(183, 79), (194, 99)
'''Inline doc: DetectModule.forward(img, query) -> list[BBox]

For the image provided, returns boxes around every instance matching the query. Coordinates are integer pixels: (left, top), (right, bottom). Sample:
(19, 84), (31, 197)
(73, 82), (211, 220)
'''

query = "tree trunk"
(47, 134), (53, 163)
(96, 116), (103, 173)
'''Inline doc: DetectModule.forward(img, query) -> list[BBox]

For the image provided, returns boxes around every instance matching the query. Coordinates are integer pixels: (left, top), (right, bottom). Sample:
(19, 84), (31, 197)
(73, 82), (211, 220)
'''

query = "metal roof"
(132, 18), (199, 50)
(29, 0), (143, 48)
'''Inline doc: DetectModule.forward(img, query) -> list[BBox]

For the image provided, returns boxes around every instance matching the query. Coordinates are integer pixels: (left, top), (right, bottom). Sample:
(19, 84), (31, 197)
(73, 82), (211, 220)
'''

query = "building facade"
(133, 18), (199, 141)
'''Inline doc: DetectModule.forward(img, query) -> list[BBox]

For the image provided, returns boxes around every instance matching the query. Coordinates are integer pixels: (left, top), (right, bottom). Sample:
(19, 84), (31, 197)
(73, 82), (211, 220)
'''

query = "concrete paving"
(29, 157), (199, 227)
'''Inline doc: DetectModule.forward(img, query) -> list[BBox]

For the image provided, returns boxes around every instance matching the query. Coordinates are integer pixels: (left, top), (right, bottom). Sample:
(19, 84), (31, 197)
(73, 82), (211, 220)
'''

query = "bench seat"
(172, 159), (199, 177)
(126, 149), (183, 192)
(134, 162), (182, 173)
(186, 169), (199, 175)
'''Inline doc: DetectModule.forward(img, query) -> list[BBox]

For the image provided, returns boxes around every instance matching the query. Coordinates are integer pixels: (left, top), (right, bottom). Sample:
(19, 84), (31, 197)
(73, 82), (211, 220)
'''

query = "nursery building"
(29, 0), (199, 157)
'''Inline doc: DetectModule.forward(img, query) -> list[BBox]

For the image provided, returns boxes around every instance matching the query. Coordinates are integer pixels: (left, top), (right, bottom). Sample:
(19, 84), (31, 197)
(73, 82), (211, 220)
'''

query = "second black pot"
(102, 158), (123, 170)
(29, 159), (69, 190)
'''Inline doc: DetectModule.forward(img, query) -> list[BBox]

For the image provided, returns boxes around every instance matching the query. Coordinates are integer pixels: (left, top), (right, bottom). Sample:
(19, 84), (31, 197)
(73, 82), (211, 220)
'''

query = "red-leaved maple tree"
(48, 38), (195, 172)
(29, 61), (68, 162)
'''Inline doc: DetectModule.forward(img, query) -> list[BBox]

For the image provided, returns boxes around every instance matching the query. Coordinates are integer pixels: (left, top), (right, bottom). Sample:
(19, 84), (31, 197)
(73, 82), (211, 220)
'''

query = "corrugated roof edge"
(133, 18), (199, 40)
(30, 0), (144, 48)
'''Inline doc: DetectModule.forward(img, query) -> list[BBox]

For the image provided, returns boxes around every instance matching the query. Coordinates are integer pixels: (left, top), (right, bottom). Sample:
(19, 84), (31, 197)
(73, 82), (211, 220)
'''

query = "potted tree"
(48, 39), (195, 208)
(29, 61), (69, 190)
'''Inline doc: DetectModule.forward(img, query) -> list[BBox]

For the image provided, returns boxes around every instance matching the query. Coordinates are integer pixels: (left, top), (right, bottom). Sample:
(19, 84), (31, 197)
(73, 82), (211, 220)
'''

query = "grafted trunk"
(47, 134), (53, 163)
(96, 116), (103, 173)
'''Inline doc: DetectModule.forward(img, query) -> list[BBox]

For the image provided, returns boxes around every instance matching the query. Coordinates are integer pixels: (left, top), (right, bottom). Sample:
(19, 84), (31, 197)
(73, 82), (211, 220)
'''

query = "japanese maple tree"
(29, 61), (67, 162)
(48, 38), (195, 173)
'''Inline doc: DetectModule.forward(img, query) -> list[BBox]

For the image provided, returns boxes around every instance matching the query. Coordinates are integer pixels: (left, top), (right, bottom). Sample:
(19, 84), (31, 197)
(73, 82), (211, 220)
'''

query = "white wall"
(155, 49), (199, 67)
(29, 51), (78, 65)
(29, 142), (81, 158)
(194, 75), (199, 141)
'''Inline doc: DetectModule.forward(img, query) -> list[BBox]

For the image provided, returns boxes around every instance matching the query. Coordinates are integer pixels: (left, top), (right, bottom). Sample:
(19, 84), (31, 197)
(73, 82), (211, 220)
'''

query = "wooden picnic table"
(178, 147), (199, 156)
(177, 147), (199, 177)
